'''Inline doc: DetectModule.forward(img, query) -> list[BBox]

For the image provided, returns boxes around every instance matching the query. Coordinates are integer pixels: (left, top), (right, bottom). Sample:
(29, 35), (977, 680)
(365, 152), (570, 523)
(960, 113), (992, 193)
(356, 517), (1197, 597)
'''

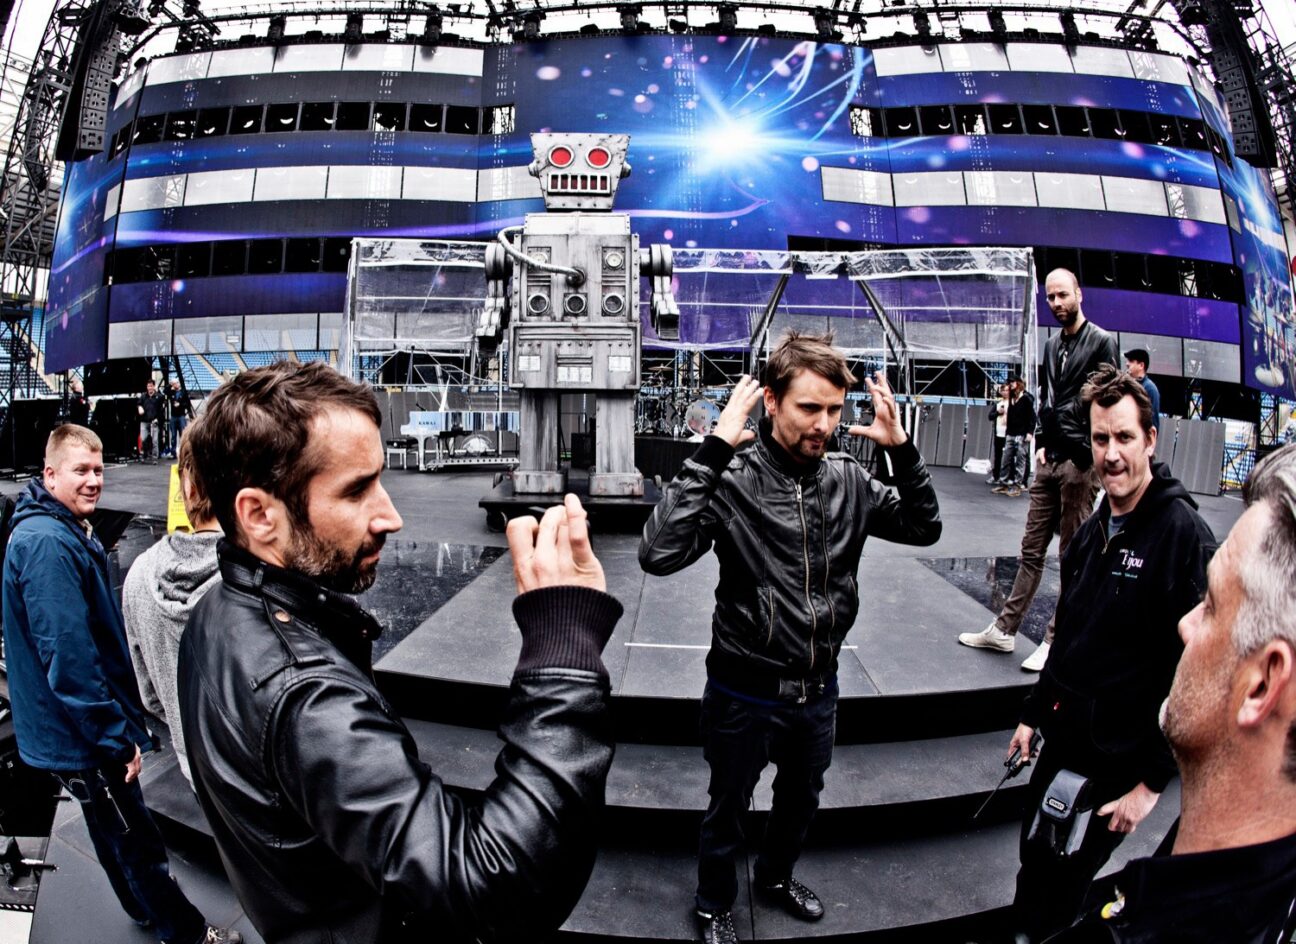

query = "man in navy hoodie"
(1, 424), (239, 944)
(1003, 366), (1216, 941)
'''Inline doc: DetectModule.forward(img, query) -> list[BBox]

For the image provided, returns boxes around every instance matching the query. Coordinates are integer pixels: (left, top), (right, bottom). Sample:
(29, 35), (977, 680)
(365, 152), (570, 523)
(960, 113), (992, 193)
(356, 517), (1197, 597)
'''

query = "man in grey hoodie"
(122, 433), (221, 787)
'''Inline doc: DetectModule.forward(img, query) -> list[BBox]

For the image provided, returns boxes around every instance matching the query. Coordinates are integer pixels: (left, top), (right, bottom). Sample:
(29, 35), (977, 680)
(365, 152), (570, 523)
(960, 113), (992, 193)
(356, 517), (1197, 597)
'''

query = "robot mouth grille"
(548, 172), (612, 195)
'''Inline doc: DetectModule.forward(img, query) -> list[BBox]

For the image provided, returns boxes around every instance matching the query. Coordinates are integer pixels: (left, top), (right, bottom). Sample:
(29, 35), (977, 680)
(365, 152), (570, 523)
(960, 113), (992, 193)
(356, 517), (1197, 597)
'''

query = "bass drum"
(684, 398), (721, 438)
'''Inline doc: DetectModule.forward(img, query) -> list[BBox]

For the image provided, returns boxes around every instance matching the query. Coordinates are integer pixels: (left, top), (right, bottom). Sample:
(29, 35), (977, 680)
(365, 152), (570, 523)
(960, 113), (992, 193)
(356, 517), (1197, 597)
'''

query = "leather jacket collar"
(757, 417), (821, 479)
(216, 538), (382, 669)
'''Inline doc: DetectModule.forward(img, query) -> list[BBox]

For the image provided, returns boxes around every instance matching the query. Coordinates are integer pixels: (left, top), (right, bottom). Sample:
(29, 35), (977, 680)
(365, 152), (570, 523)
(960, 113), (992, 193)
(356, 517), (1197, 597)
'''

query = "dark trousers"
(995, 457), (1099, 642)
(1012, 744), (1131, 942)
(53, 765), (206, 944)
(696, 681), (837, 913)
(168, 415), (188, 456)
(999, 435), (1030, 487)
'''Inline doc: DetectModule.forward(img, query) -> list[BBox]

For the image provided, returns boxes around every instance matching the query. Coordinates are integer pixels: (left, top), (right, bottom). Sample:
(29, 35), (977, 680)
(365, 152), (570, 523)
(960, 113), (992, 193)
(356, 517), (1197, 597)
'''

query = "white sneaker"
(958, 623), (1015, 653)
(1021, 641), (1051, 672)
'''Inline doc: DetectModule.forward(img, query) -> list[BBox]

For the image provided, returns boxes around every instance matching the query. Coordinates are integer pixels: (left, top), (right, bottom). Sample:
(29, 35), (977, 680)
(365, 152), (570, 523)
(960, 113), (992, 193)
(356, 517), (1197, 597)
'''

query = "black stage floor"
(5, 460), (1245, 943)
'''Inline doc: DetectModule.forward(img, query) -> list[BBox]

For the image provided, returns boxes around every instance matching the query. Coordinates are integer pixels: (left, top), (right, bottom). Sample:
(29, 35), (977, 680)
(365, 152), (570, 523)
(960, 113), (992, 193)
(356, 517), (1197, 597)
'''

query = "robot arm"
(476, 241), (513, 343)
(642, 243), (680, 341)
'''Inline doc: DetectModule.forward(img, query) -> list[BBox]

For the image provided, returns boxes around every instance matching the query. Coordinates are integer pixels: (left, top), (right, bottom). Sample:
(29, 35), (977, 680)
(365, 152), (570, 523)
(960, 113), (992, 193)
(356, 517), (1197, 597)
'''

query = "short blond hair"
(45, 424), (103, 469)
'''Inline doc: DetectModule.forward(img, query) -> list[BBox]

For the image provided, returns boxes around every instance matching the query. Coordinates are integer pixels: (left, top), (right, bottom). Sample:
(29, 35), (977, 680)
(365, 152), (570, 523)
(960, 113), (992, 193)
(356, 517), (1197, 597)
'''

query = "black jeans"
(695, 680), (837, 913)
(1012, 743), (1133, 941)
(53, 765), (206, 944)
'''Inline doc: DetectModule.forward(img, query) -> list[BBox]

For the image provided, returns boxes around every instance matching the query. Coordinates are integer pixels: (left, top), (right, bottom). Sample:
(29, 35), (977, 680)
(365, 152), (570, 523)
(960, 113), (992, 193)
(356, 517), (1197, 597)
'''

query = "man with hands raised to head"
(178, 361), (621, 944)
(640, 331), (942, 944)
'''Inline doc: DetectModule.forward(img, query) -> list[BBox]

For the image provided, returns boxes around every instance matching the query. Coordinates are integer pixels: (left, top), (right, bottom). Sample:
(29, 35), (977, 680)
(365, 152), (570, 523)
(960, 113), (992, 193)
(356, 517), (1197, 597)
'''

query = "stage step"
(406, 720), (1032, 835)
(557, 777), (1181, 943)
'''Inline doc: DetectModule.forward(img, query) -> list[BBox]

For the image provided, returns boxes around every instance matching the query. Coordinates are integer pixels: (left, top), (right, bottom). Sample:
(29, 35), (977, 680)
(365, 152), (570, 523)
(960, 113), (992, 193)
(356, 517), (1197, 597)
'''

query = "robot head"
(529, 133), (632, 211)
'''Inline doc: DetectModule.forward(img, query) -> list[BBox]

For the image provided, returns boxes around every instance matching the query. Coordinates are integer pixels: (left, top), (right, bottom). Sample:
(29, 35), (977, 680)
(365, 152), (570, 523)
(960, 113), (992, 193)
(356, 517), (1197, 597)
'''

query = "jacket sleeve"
(17, 533), (137, 763)
(860, 439), (942, 547)
(1094, 330), (1120, 373)
(269, 586), (619, 941)
(1018, 661), (1057, 732)
(120, 575), (166, 720)
(638, 436), (731, 576)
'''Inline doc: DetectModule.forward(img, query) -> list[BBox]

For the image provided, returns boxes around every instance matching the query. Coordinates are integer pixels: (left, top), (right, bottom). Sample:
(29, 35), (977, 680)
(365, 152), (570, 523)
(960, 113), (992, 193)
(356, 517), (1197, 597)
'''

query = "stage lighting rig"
(113, 0), (151, 35)
(912, 10), (931, 39)
(520, 10), (543, 39)
(1060, 11), (1080, 47)
(618, 4), (642, 32)
(814, 10), (836, 40)
(267, 13), (286, 41)
(345, 12), (364, 42)
(717, 3), (737, 33)
(422, 8), (443, 42)
(988, 9), (1007, 43)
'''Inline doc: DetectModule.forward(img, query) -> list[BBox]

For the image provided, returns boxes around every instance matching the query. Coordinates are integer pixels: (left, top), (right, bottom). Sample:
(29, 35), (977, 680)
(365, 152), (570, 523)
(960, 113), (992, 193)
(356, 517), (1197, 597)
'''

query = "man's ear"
(1238, 640), (1296, 729)
(763, 385), (778, 415)
(233, 487), (289, 553)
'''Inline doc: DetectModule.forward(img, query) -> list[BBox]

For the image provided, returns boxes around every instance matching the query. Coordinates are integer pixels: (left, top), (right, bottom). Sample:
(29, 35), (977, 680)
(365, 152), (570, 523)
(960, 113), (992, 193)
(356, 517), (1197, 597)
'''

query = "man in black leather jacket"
(640, 331), (942, 944)
(1045, 443), (1296, 944)
(960, 268), (1119, 671)
(178, 362), (621, 944)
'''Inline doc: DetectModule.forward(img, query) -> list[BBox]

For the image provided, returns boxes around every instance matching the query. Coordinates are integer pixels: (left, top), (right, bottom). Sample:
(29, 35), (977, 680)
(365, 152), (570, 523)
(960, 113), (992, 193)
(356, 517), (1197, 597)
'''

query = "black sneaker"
(695, 908), (739, 944)
(756, 876), (824, 921)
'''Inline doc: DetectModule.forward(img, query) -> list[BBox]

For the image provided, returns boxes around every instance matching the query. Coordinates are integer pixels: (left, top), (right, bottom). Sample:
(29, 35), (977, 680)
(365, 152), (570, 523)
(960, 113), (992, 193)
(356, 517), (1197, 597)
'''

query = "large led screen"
(44, 34), (1284, 379)
(45, 148), (124, 371)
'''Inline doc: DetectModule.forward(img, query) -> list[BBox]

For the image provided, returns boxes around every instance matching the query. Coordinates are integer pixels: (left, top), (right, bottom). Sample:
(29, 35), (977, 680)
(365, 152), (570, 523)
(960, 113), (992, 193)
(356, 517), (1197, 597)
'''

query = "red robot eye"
(549, 145), (574, 168)
(586, 146), (611, 168)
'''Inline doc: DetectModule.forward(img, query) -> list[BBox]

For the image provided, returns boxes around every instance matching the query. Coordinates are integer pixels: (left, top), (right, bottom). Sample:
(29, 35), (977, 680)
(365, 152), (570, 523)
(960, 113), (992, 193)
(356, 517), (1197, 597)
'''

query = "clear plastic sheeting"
(642, 246), (1035, 379)
(645, 247), (1031, 352)
(345, 238), (1036, 390)
(647, 249), (793, 350)
(343, 239), (488, 371)
(841, 248), (1035, 361)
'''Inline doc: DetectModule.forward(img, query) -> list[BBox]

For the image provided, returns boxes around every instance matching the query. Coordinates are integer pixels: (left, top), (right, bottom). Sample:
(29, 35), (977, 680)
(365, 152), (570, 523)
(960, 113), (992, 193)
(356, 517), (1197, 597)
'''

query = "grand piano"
(398, 411), (519, 472)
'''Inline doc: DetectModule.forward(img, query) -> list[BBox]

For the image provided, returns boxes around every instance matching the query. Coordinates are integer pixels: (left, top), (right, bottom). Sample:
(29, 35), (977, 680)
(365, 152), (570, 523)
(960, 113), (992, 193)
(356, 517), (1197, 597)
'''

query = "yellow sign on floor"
(167, 463), (192, 533)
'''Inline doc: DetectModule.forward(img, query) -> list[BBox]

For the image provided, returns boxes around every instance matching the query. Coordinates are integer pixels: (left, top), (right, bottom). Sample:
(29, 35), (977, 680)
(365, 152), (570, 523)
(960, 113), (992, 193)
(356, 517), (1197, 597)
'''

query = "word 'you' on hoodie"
(122, 529), (221, 787)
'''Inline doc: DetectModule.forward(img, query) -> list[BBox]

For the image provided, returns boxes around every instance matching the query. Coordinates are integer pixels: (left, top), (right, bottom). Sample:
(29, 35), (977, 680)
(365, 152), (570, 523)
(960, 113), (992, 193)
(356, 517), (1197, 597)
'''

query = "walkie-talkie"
(973, 731), (1042, 820)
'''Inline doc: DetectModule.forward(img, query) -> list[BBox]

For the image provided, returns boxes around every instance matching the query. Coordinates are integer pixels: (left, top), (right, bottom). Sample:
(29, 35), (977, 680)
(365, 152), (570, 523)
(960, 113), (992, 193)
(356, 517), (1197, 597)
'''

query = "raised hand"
(508, 494), (606, 594)
(713, 375), (762, 448)
(846, 372), (908, 447)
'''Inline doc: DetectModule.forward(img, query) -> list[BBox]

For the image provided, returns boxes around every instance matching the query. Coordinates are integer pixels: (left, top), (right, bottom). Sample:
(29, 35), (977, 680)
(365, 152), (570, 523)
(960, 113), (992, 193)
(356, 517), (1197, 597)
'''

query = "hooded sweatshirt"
(122, 529), (221, 786)
(1020, 462), (1216, 793)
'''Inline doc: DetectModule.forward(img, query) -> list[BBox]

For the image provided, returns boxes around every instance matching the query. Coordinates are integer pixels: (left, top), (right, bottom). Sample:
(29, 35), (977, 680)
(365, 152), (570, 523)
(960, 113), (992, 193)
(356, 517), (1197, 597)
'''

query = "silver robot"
(479, 132), (679, 497)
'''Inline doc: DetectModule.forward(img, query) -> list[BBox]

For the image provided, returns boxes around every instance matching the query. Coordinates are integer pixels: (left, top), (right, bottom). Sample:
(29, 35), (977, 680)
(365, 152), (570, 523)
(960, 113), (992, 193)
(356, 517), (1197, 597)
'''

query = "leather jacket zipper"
(817, 485), (836, 635)
(766, 586), (775, 648)
(796, 480), (817, 669)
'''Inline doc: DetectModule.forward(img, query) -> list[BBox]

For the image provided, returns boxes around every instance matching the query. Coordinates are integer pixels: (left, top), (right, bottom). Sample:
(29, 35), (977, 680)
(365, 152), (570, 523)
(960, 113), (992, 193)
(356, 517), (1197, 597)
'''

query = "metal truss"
(1168, 0), (1296, 216)
(1239, 22), (1296, 215)
(0, 3), (97, 410)
(122, 0), (1201, 58)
